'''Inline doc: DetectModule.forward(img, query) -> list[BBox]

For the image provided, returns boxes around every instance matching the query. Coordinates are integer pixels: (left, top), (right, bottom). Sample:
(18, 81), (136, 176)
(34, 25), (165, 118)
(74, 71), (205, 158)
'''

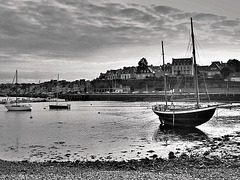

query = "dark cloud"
(170, 12), (194, 20)
(219, 20), (240, 27)
(212, 29), (233, 36)
(154, 6), (182, 14)
(120, 8), (157, 23)
(209, 19), (240, 42)
(193, 13), (226, 21)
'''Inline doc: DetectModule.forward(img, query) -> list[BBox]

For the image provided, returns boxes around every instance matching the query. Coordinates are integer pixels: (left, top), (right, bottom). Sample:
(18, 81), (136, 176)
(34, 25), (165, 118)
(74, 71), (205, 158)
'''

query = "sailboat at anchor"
(5, 70), (32, 111)
(152, 18), (217, 127)
(49, 74), (71, 110)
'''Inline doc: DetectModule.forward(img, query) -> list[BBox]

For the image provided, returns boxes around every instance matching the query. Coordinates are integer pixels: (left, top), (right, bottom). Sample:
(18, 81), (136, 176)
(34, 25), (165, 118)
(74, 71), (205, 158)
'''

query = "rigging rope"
(185, 27), (192, 57)
(7, 73), (16, 102)
(202, 75), (210, 101)
(170, 76), (183, 102)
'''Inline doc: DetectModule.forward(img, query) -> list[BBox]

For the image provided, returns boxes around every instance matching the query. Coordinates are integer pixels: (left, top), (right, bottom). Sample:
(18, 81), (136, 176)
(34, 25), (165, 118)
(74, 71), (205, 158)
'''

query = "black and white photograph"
(0, 0), (240, 179)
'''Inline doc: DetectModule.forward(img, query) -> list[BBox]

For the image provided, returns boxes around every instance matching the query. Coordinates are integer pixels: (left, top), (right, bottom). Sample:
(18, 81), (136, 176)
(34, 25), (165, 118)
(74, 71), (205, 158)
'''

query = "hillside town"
(0, 57), (240, 97)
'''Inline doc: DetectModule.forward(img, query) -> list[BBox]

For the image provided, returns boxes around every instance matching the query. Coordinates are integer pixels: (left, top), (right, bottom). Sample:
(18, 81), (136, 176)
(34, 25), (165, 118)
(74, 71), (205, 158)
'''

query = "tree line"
(220, 59), (240, 78)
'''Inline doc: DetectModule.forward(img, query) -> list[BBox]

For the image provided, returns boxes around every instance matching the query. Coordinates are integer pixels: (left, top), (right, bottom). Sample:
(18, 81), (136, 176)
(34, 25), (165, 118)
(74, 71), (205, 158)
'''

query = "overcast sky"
(0, 0), (240, 83)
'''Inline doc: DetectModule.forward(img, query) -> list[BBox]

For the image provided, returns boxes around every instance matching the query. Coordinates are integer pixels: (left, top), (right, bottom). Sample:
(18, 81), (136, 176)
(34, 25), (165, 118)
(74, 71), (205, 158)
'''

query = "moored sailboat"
(49, 74), (71, 110)
(152, 18), (217, 127)
(5, 70), (32, 111)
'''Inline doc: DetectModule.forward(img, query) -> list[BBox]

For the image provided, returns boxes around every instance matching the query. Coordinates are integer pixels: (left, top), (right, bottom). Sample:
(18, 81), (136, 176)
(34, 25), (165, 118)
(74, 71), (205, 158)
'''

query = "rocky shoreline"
(0, 154), (239, 179)
(0, 131), (239, 179)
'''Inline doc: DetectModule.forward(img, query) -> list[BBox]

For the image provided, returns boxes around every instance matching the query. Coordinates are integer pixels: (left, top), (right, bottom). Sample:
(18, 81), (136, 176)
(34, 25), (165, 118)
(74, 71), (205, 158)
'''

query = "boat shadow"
(153, 124), (209, 143)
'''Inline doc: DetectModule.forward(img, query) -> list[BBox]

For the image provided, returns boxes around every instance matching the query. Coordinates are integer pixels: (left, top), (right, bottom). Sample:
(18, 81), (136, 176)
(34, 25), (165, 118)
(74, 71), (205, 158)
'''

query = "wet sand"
(1, 131), (239, 179)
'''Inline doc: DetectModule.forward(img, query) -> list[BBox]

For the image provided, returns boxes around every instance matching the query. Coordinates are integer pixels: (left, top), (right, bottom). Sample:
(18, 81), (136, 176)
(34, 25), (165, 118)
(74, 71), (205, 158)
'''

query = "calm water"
(0, 99), (239, 162)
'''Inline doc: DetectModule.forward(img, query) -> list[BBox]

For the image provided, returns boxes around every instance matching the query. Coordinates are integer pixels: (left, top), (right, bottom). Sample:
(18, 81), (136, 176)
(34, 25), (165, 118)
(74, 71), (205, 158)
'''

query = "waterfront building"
(98, 72), (107, 80)
(172, 58), (193, 77)
(150, 65), (163, 78)
(165, 63), (173, 76)
(204, 61), (225, 78)
(136, 66), (155, 79)
(121, 67), (136, 79)
(112, 85), (131, 93)
(136, 57), (155, 79)
(104, 69), (122, 80)
(229, 72), (240, 82)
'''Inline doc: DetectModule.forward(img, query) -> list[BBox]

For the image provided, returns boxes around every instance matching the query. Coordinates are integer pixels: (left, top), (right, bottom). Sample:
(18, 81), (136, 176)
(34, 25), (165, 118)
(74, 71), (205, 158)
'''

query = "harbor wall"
(65, 93), (240, 102)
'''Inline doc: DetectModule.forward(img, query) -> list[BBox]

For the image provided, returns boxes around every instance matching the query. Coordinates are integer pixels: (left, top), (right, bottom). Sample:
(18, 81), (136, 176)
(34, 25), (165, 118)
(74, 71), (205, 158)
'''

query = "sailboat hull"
(49, 74), (71, 110)
(153, 106), (216, 127)
(49, 104), (71, 110)
(5, 104), (32, 111)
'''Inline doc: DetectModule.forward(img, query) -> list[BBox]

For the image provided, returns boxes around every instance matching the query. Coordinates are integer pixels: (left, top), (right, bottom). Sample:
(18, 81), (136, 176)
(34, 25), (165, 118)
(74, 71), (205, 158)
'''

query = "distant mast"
(161, 41), (168, 107)
(56, 74), (59, 105)
(191, 17), (200, 108)
(15, 70), (18, 105)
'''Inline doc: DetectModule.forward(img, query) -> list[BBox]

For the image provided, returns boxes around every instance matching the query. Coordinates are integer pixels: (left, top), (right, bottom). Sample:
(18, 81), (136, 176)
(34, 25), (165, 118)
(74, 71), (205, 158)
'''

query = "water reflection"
(153, 125), (208, 143)
(0, 100), (239, 162)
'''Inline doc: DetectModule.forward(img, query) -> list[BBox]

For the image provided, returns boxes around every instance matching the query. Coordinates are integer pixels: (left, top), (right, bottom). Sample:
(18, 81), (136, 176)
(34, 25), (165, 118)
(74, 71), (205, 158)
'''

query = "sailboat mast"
(161, 41), (168, 107)
(15, 70), (18, 105)
(191, 17), (200, 107)
(56, 74), (59, 105)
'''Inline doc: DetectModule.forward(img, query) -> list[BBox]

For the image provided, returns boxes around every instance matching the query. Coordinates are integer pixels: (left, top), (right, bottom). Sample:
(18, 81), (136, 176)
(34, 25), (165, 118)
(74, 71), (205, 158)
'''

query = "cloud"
(218, 20), (240, 27)
(153, 5), (182, 14)
(0, 0), (240, 83)
(208, 19), (240, 43)
(193, 13), (226, 21)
